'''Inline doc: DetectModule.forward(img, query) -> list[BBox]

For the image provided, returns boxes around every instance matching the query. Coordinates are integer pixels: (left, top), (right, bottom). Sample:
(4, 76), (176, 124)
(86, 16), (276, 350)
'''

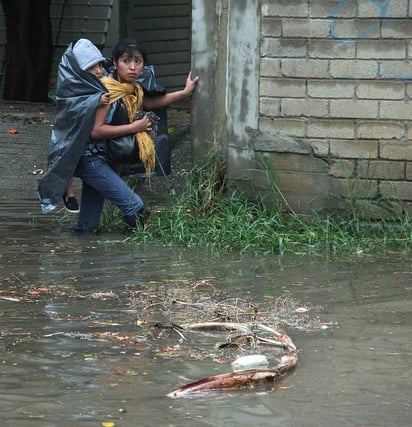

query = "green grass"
(117, 149), (411, 256)
(139, 195), (411, 255)
(78, 144), (410, 256)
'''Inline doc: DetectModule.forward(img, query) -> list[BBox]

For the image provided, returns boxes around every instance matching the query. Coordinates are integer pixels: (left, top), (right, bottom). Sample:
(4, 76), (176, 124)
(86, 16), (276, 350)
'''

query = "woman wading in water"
(74, 38), (199, 231)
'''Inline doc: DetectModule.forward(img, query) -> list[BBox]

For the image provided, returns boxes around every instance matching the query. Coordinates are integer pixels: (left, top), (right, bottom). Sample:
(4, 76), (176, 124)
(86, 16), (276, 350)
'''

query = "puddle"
(0, 197), (411, 426)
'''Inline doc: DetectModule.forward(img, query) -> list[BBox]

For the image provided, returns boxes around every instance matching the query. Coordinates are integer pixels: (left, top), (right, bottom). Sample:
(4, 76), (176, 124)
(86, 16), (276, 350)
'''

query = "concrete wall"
(191, 0), (229, 158)
(192, 0), (412, 216)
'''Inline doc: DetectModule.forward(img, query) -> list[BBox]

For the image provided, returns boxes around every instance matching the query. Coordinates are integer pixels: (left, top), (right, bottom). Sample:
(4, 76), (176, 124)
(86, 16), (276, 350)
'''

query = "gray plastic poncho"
(37, 42), (107, 213)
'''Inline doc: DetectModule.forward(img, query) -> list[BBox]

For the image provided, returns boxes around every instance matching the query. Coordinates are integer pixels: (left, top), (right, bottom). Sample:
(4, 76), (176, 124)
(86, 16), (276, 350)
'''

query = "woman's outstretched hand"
(183, 71), (200, 96)
(141, 70), (200, 111)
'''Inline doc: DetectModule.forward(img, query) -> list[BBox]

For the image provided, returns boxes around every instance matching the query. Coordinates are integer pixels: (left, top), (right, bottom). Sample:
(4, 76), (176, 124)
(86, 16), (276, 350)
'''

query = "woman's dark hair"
(112, 38), (148, 64)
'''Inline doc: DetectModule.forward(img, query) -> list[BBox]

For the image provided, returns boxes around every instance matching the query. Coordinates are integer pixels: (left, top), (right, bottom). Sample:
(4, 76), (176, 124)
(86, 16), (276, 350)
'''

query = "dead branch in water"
(182, 321), (252, 334)
(166, 321), (299, 398)
(167, 353), (298, 398)
(123, 280), (324, 398)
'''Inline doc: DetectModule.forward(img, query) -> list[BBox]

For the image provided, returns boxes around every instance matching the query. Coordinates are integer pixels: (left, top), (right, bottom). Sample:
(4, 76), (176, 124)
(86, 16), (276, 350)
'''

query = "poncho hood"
(37, 42), (107, 213)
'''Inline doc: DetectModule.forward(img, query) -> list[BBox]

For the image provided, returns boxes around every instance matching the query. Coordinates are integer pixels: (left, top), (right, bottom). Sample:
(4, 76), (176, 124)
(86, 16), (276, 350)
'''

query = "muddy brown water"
(0, 195), (411, 427)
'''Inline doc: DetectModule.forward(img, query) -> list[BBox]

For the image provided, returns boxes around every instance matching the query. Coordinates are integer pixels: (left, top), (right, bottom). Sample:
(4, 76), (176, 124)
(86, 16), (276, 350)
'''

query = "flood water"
(0, 196), (411, 427)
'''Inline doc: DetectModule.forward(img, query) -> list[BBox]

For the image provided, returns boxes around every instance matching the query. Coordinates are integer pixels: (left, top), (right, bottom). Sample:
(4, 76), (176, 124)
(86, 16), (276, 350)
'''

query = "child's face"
(87, 62), (104, 78)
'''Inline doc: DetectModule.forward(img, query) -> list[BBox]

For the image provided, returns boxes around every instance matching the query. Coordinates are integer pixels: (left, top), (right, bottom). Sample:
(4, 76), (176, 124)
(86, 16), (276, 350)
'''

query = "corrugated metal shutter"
(0, 0), (192, 97)
(127, 0), (192, 92)
(0, 11), (6, 96)
(0, 0), (116, 97)
(50, 0), (116, 87)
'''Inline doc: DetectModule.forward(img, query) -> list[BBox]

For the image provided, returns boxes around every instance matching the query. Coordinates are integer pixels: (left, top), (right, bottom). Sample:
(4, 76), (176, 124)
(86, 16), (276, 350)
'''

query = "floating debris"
(231, 354), (269, 371)
(168, 353), (298, 398)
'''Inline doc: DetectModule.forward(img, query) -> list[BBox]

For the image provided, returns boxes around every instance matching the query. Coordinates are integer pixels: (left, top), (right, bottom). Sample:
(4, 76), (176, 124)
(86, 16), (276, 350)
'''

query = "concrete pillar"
(191, 0), (229, 159)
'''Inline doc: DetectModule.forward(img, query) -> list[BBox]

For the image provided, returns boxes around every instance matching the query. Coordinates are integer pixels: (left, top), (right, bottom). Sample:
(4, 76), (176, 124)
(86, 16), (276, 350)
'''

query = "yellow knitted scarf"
(101, 77), (155, 174)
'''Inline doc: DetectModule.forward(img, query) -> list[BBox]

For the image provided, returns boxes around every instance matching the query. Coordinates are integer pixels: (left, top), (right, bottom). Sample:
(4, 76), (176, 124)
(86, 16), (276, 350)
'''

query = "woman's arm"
(90, 104), (152, 139)
(142, 71), (200, 110)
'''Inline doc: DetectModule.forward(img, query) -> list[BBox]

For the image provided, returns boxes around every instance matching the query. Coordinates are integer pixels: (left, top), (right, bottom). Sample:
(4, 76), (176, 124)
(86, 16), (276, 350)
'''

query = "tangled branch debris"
(127, 279), (328, 332)
(125, 279), (320, 398)
(2, 274), (333, 397)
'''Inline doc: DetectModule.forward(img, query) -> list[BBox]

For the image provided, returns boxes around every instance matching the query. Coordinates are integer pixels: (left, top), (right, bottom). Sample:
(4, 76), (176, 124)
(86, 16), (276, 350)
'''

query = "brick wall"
(258, 0), (412, 215)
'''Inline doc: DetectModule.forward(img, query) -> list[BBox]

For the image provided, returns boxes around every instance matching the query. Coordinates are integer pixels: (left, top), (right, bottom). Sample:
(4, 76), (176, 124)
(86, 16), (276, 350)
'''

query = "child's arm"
(99, 93), (110, 106)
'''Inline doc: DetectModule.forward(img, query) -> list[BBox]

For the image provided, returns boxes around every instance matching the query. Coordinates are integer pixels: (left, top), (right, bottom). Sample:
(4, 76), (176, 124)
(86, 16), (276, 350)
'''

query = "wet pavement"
(0, 101), (411, 427)
(0, 101), (55, 195)
(0, 100), (192, 204)
(0, 221), (411, 426)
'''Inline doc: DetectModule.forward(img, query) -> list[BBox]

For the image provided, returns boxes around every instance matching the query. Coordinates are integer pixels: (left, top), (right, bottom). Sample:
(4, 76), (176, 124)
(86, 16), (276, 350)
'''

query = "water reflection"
(0, 197), (411, 426)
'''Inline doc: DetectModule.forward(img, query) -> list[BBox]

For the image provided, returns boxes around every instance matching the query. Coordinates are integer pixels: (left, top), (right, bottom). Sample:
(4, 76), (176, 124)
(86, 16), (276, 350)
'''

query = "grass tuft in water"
(148, 151), (411, 254)
(99, 146), (411, 255)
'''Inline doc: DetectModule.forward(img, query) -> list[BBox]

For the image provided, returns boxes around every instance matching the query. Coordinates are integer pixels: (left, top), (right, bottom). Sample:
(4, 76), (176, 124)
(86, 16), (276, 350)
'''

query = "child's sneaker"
(63, 195), (80, 213)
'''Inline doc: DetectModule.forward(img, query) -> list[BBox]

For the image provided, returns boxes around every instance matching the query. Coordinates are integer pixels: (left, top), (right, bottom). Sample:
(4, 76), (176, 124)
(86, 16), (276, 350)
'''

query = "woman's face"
(114, 51), (144, 83)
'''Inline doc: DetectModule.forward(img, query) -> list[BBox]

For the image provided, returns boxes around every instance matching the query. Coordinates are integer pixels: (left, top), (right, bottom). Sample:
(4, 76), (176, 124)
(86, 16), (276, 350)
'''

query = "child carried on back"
(62, 39), (111, 213)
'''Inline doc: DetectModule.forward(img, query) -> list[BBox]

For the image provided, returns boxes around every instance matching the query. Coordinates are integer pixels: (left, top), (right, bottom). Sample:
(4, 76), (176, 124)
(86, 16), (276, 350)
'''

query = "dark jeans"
(74, 156), (144, 232)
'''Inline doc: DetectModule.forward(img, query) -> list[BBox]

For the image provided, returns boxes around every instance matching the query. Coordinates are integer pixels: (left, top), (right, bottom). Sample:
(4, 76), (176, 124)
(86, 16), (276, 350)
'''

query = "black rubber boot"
(124, 208), (150, 230)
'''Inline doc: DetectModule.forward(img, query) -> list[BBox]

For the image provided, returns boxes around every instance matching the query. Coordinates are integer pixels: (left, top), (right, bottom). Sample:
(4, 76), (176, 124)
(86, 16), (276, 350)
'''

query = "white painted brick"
(330, 19), (380, 40)
(308, 40), (355, 58)
(282, 98), (328, 117)
(260, 117), (306, 137)
(358, 0), (408, 18)
(260, 58), (281, 77)
(330, 60), (378, 78)
(261, 0), (308, 17)
(358, 160), (405, 180)
(330, 139), (378, 158)
(380, 181), (412, 200)
(380, 101), (412, 120)
(381, 20), (412, 38)
(308, 80), (355, 98)
(406, 163), (412, 180)
(406, 83), (412, 99)
(247, 2), (412, 211)
(282, 59), (329, 78)
(261, 18), (282, 37)
(357, 40), (406, 59)
(309, 0), (356, 18)
(357, 121), (405, 139)
(330, 100), (378, 119)
(282, 19), (329, 37)
(307, 119), (355, 138)
(356, 81), (405, 100)
(379, 61), (412, 80)
(260, 77), (306, 97)
(261, 38), (307, 58)
(260, 97), (280, 116)
(380, 141), (412, 160)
